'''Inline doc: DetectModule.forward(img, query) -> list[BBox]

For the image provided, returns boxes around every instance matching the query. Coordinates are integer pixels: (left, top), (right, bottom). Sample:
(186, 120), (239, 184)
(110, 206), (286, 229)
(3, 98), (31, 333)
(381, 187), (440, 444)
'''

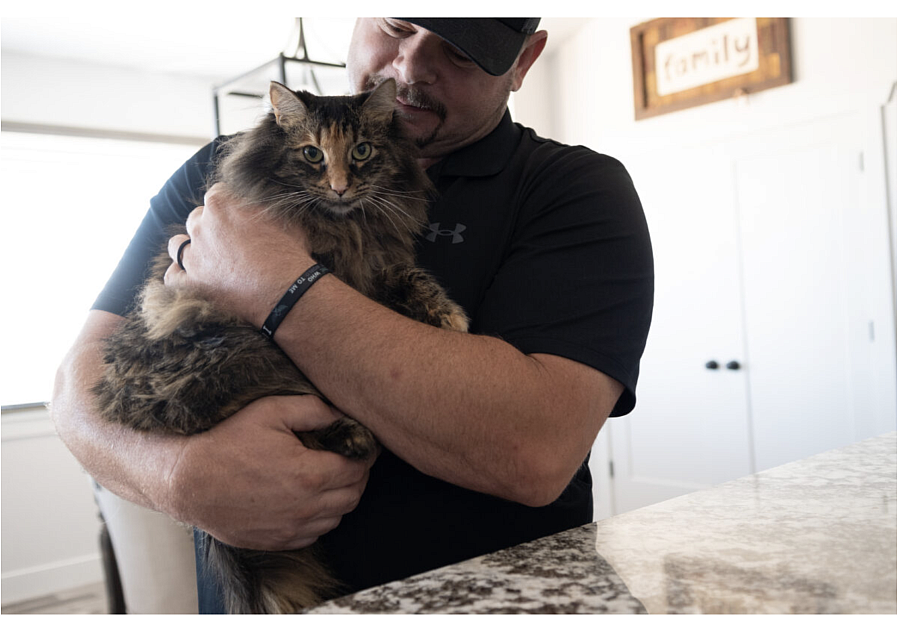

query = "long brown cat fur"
(93, 79), (468, 614)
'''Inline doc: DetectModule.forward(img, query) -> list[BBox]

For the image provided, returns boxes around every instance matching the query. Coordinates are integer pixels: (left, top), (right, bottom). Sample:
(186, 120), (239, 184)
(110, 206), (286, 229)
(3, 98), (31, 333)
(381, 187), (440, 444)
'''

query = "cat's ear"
(362, 78), (397, 125)
(269, 82), (308, 128)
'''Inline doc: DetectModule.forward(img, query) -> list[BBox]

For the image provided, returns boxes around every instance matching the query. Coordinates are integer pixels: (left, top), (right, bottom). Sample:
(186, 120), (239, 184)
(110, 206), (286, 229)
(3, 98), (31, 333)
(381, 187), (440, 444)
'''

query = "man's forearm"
(50, 310), (184, 514)
(271, 273), (619, 506)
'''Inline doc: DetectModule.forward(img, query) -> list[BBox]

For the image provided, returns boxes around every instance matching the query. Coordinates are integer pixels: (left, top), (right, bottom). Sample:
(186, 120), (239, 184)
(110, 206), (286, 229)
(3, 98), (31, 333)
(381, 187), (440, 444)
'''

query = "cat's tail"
(200, 530), (343, 613)
(200, 531), (259, 613)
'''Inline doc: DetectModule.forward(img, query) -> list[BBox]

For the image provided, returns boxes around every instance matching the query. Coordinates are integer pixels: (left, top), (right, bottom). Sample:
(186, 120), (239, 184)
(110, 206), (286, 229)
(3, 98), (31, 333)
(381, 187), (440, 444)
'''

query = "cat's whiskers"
(366, 189), (420, 218)
(365, 193), (420, 232)
(252, 188), (323, 221)
(368, 184), (430, 202)
(361, 196), (407, 238)
(269, 178), (314, 190)
(359, 198), (369, 228)
(287, 196), (326, 224)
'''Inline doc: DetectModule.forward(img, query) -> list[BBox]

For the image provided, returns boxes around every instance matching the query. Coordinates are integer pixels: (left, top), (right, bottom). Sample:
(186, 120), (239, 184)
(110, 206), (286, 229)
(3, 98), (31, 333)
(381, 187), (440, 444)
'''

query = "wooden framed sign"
(630, 18), (792, 120)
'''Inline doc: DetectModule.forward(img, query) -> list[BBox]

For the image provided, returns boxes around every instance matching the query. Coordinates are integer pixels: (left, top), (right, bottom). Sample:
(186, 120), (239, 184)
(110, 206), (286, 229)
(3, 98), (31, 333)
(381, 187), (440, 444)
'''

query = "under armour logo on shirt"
(426, 223), (466, 244)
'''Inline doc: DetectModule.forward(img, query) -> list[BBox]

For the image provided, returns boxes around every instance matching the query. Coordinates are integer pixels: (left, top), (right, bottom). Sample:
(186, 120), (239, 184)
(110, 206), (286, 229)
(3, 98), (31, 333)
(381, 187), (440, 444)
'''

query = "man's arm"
(170, 188), (623, 507)
(51, 309), (374, 550)
(275, 278), (623, 507)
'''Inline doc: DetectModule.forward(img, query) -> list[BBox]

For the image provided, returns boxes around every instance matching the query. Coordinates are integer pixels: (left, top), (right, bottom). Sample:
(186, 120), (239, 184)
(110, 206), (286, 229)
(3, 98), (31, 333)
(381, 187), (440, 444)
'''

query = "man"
(52, 18), (653, 611)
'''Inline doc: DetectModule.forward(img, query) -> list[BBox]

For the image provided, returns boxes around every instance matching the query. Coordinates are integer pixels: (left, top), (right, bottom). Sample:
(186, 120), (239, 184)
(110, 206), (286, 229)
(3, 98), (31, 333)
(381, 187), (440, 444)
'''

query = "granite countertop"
(308, 432), (897, 614)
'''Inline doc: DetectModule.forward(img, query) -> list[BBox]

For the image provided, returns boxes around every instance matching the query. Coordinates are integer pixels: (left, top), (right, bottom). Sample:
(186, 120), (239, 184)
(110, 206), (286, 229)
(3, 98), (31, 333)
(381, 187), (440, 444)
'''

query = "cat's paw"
(440, 308), (470, 332)
(299, 417), (378, 460)
(334, 423), (378, 460)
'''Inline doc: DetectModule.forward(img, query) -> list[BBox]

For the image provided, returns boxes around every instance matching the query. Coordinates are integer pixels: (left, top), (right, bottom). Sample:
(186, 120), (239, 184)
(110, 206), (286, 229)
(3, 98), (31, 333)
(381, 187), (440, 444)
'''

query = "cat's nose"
(329, 170), (349, 197)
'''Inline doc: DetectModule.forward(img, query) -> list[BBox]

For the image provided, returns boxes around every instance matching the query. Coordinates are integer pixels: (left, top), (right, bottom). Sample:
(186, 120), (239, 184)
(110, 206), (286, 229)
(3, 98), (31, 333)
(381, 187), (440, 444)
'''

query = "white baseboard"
(1, 553), (103, 605)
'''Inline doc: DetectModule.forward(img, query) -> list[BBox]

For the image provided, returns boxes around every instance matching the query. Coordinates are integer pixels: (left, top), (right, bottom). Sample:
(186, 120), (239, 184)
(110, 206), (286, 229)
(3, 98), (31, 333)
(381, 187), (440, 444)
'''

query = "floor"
(1, 582), (109, 614)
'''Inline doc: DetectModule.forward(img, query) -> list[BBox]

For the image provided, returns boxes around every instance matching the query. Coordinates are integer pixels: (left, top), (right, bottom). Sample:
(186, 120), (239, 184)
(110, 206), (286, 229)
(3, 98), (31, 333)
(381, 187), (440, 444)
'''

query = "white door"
(606, 142), (754, 515)
(735, 113), (895, 471)
(606, 112), (897, 513)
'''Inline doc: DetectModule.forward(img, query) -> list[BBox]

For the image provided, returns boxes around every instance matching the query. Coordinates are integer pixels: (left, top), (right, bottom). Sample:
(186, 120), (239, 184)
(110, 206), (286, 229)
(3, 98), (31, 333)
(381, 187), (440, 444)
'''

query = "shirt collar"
(430, 109), (520, 179)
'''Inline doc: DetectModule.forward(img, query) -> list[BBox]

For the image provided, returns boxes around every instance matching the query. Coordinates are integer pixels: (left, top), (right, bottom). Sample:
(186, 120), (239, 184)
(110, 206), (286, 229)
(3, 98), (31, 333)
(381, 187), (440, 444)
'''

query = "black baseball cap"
(397, 18), (541, 76)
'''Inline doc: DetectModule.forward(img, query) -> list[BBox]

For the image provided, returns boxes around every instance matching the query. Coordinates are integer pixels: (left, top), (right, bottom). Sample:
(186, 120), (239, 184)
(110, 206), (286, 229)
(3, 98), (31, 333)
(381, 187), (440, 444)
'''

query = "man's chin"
(397, 115), (441, 150)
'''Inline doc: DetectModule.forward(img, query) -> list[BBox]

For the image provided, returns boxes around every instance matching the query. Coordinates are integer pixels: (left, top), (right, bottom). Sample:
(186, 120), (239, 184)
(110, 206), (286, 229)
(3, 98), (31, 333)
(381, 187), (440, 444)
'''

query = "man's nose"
(392, 33), (440, 85)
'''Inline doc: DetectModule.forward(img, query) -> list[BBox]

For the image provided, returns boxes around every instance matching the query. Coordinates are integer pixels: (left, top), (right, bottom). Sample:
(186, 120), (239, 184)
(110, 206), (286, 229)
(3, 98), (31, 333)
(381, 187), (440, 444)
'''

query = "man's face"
(346, 18), (517, 159)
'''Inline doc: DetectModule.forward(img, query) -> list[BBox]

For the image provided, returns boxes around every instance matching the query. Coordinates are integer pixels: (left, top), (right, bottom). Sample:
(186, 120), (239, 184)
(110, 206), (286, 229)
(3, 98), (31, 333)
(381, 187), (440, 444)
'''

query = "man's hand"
(169, 394), (376, 551)
(165, 184), (316, 327)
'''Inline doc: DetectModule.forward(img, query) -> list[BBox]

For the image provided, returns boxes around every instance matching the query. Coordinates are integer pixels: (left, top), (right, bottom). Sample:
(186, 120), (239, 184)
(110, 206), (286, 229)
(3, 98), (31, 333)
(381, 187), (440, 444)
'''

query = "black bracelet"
(260, 264), (331, 339)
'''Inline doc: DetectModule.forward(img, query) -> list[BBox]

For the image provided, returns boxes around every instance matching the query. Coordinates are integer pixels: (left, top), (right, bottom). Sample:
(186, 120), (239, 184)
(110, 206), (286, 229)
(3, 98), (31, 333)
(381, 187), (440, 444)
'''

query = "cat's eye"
(352, 143), (372, 161)
(302, 146), (323, 163)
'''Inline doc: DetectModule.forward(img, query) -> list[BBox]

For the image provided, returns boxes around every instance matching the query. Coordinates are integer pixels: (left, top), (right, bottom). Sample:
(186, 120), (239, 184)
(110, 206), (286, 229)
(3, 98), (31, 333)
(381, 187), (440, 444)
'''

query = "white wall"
(1, 54), (219, 605)
(1, 407), (104, 604)
(2, 51), (215, 139)
(1, 50), (350, 141)
(517, 18), (896, 157)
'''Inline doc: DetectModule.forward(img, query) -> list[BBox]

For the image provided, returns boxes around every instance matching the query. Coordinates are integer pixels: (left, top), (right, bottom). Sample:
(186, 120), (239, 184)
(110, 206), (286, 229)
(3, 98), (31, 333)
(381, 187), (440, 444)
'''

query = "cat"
(93, 78), (468, 614)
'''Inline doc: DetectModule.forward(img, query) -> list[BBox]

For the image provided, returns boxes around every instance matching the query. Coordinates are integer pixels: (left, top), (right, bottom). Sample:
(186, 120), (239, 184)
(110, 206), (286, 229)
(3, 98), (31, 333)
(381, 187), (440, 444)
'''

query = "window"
(1, 131), (201, 406)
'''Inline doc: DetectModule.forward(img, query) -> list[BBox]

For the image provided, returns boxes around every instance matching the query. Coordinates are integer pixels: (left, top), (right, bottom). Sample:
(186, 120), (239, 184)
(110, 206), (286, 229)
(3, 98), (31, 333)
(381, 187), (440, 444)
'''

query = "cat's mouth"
(320, 199), (361, 218)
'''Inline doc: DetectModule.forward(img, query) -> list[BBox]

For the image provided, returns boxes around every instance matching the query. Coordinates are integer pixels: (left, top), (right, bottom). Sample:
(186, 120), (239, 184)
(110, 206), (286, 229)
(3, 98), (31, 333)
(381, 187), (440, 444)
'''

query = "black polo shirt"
(414, 111), (653, 419)
(93, 110), (653, 607)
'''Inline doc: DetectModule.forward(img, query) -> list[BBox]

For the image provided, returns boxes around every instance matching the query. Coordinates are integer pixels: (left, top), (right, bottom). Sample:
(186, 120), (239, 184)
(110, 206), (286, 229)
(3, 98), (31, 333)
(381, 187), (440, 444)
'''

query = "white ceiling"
(1, 17), (586, 82)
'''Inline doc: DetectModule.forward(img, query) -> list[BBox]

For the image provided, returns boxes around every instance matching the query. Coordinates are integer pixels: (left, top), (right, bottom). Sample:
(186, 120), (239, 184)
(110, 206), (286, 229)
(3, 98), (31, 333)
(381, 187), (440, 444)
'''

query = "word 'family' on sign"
(655, 18), (760, 96)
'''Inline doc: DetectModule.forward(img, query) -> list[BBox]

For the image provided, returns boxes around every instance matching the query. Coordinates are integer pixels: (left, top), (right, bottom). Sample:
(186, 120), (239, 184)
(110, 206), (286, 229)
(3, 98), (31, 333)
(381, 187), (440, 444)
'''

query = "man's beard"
(365, 74), (447, 149)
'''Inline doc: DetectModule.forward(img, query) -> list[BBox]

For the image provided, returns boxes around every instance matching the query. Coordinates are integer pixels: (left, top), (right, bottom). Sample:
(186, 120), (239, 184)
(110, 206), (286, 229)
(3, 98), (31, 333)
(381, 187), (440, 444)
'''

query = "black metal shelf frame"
(212, 18), (346, 136)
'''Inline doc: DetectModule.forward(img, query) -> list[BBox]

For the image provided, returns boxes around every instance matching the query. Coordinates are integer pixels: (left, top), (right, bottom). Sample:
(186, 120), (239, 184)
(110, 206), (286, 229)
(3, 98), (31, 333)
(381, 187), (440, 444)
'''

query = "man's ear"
(510, 31), (548, 92)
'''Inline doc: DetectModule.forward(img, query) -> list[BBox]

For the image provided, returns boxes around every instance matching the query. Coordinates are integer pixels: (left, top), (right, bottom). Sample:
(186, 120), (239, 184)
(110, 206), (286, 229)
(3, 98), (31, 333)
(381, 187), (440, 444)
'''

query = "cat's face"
(269, 80), (404, 219)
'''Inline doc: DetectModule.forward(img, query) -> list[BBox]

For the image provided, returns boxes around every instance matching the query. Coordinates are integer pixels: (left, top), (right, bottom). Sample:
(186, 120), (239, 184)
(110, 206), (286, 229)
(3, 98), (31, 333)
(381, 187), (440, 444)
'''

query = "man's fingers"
(297, 447), (373, 491)
(167, 234), (191, 267)
(185, 204), (205, 235)
(163, 261), (185, 287)
(267, 395), (346, 433)
(213, 475), (370, 551)
(279, 482), (369, 548)
(203, 182), (226, 206)
(165, 203), (203, 283)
